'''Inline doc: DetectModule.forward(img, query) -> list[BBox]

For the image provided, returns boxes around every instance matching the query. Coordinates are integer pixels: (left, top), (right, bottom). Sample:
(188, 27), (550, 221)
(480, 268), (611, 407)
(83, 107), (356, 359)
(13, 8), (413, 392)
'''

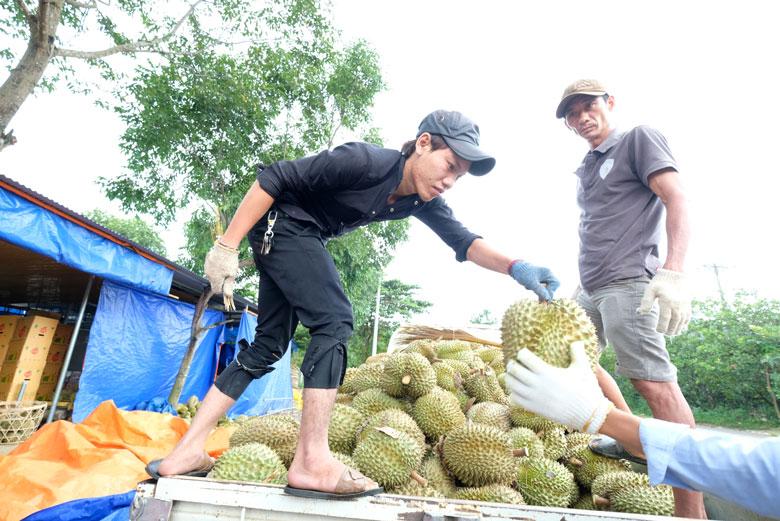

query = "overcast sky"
(2, 0), (779, 326)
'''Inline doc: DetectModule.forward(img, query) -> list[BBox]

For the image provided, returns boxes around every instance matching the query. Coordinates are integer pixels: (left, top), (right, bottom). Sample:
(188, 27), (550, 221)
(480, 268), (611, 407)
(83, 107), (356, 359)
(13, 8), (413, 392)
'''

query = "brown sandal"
(284, 467), (383, 500)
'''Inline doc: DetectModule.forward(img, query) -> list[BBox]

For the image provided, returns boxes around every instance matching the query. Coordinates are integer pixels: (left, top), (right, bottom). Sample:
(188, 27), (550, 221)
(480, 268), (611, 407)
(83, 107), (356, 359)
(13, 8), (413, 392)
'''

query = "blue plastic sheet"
(228, 311), (294, 417)
(21, 490), (134, 521)
(73, 281), (224, 422)
(0, 185), (172, 295)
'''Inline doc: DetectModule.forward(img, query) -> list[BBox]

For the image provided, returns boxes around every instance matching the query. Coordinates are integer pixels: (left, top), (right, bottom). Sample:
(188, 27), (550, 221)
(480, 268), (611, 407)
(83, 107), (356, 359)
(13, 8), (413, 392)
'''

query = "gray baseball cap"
(417, 110), (496, 176)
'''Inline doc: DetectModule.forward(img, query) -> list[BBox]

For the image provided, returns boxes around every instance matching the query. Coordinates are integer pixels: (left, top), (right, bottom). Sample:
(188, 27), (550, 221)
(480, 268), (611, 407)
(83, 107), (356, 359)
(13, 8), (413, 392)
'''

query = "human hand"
(637, 268), (691, 336)
(505, 341), (613, 433)
(509, 261), (560, 301)
(204, 240), (240, 311)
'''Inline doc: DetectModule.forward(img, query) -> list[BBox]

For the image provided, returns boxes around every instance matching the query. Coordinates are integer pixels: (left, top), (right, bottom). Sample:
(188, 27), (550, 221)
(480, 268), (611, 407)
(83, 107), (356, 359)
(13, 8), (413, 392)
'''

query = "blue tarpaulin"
(73, 281), (224, 422)
(0, 184), (173, 295)
(21, 490), (134, 521)
(228, 311), (294, 417)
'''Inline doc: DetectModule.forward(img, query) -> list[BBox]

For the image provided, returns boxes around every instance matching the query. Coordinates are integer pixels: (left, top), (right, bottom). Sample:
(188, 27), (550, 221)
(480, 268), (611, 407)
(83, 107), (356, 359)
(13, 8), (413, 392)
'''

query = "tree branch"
(14, 0), (34, 33)
(64, 0), (96, 8)
(53, 0), (203, 60)
(765, 366), (780, 421)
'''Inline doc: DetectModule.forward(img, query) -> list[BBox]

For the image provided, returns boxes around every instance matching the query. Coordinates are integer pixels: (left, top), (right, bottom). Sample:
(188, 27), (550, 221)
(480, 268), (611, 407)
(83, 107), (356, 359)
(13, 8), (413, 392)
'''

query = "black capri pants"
(215, 209), (352, 400)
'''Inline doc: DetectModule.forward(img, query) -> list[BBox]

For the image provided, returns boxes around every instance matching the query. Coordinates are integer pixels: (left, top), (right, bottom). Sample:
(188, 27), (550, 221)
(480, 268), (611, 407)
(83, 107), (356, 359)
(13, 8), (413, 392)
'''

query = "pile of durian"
(206, 298), (673, 516)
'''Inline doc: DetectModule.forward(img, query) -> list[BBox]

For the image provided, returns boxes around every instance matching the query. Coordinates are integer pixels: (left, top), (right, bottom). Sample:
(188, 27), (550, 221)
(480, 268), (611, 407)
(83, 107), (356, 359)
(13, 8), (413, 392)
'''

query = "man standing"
(147, 110), (560, 499)
(556, 80), (704, 518)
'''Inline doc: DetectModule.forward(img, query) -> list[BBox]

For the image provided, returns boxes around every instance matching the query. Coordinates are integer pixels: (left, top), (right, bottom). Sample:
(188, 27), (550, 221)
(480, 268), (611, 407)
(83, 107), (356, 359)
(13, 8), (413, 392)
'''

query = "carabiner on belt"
(261, 210), (277, 255)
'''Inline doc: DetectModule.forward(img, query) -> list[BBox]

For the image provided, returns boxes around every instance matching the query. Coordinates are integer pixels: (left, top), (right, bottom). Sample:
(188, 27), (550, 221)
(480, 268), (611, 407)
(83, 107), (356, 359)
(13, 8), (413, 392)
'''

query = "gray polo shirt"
(576, 126), (678, 292)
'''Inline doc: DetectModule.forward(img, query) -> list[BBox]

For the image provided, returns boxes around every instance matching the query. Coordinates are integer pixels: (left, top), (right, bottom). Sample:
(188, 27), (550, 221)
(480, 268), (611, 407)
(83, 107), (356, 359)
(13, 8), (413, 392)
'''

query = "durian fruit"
(464, 368), (508, 405)
(515, 457), (576, 508)
(439, 358), (471, 379)
(420, 454), (456, 497)
(509, 405), (561, 433)
(465, 401), (511, 432)
(440, 422), (522, 486)
(539, 427), (567, 461)
(382, 352), (436, 399)
(412, 386), (466, 441)
(328, 403), (365, 455)
(332, 451), (358, 469)
(208, 442), (287, 484)
(365, 352), (389, 364)
(564, 431), (594, 456)
(339, 367), (360, 394)
(356, 408), (426, 452)
(566, 445), (633, 487)
(344, 363), (385, 394)
(454, 484), (525, 505)
(352, 426), (424, 488)
(229, 414), (299, 467)
(388, 478), (445, 498)
(590, 470), (649, 499)
(352, 388), (406, 416)
(571, 493), (598, 510)
(497, 372), (508, 394)
(608, 484), (675, 516)
(501, 299), (599, 370)
(404, 339), (438, 362)
(476, 347), (503, 366)
(431, 362), (462, 393)
(335, 393), (353, 405)
(434, 340), (474, 359)
(507, 427), (545, 459)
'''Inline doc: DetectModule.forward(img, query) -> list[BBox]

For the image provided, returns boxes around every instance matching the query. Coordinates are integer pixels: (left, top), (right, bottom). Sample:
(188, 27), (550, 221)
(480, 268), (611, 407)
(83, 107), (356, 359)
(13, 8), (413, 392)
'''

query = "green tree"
(85, 209), (166, 257)
(0, 0), (278, 151)
(470, 309), (497, 326)
(602, 293), (780, 426)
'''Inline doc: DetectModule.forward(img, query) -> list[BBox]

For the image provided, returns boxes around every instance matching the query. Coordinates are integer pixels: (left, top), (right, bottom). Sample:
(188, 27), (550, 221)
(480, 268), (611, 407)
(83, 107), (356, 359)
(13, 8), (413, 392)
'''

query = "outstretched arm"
(466, 239), (560, 301)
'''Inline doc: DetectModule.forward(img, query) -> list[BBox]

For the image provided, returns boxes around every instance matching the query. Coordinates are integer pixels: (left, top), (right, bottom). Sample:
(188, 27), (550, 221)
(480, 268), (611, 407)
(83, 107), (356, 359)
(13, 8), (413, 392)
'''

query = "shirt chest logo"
(599, 158), (615, 179)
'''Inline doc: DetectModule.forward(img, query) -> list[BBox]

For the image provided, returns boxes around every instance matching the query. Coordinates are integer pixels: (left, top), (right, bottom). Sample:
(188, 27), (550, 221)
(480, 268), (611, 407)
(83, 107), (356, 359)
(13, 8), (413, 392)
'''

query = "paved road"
(697, 423), (779, 439)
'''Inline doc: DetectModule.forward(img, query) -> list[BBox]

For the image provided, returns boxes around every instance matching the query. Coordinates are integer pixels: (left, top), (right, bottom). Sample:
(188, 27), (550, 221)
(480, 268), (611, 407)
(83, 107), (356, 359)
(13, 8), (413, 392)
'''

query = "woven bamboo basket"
(0, 401), (47, 445)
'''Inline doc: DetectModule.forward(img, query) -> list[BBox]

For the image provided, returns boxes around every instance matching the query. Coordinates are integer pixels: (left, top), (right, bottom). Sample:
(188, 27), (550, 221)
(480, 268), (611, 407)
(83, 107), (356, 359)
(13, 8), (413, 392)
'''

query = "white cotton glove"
(204, 239), (239, 311)
(637, 268), (691, 336)
(505, 341), (614, 434)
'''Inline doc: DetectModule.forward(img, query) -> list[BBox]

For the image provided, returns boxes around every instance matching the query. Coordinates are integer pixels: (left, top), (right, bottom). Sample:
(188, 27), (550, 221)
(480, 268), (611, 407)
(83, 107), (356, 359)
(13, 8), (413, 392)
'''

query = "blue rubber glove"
(509, 260), (560, 301)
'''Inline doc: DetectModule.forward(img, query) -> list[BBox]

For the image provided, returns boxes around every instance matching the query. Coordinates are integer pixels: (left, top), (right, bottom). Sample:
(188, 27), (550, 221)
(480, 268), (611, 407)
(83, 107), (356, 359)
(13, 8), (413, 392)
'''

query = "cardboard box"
(3, 316), (58, 367)
(0, 365), (42, 401)
(0, 315), (22, 362)
(51, 324), (75, 347)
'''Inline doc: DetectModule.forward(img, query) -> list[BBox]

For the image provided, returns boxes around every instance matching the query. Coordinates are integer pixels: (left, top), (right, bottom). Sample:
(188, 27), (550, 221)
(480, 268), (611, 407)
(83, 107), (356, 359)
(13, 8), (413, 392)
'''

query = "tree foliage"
(603, 294), (780, 424)
(85, 208), (167, 257)
(1, 0), (264, 149)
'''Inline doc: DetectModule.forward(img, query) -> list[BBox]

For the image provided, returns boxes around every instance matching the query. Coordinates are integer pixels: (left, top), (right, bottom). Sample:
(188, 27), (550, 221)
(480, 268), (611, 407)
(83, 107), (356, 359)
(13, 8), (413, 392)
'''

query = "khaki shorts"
(576, 277), (677, 382)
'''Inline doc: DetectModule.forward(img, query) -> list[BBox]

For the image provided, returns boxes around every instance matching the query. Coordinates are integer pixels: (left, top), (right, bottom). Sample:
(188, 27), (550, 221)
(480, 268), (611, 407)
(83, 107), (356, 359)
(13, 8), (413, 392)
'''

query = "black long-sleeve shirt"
(257, 142), (480, 261)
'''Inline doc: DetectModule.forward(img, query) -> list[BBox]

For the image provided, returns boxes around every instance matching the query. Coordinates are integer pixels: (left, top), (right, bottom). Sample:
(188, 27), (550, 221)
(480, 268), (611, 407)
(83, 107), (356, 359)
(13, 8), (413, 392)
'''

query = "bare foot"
(287, 453), (378, 493)
(157, 448), (214, 476)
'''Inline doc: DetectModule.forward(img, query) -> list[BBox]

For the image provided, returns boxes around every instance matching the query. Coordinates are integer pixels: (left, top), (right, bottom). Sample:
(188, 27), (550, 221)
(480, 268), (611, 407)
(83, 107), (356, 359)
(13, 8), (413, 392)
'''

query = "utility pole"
(703, 263), (728, 303)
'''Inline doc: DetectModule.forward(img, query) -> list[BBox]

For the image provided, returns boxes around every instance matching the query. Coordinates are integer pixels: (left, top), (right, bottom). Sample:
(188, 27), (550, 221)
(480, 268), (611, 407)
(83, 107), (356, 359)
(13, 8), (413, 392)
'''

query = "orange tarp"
(0, 400), (234, 521)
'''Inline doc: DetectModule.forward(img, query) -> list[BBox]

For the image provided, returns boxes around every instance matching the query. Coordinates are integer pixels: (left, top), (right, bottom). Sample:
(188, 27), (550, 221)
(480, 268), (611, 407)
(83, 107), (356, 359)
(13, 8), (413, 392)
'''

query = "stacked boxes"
(36, 323), (75, 401)
(0, 315), (58, 401)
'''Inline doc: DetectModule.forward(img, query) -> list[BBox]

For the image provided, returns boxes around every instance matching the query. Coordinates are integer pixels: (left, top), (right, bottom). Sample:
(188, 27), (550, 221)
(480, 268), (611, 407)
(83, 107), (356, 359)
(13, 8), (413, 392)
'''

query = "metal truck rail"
(131, 476), (707, 521)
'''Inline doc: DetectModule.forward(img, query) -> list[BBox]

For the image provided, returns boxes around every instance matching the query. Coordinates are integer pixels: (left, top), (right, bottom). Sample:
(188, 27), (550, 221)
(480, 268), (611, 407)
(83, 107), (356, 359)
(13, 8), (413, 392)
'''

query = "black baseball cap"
(417, 110), (496, 176)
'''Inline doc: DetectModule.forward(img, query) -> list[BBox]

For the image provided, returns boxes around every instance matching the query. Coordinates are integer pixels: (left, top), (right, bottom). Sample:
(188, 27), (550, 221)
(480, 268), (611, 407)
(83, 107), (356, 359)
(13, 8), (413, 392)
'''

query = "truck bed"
(131, 476), (703, 521)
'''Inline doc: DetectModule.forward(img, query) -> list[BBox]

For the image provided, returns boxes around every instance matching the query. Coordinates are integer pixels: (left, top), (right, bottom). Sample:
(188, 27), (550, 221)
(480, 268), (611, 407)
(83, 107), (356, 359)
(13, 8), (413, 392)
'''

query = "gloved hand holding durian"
(637, 268), (691, 336)
(204, 239), (240, 311)
(505, 341), (614, 434)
